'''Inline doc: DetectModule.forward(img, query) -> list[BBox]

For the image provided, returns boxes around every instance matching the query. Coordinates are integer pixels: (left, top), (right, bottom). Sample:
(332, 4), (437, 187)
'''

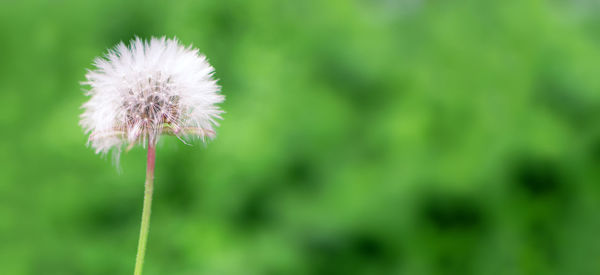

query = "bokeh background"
(1, 0), (600, 274)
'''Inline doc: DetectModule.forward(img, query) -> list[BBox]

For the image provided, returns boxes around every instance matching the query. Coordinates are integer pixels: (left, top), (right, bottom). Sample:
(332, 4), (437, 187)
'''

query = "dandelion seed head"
(80, 36), (224, 160)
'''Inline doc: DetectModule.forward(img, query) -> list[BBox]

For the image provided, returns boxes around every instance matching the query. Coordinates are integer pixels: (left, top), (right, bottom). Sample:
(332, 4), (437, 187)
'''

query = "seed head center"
(124, 76), (180, 129)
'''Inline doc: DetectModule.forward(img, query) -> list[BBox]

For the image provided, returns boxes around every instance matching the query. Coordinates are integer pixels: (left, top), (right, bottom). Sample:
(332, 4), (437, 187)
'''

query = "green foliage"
(1, 0), (600, 274)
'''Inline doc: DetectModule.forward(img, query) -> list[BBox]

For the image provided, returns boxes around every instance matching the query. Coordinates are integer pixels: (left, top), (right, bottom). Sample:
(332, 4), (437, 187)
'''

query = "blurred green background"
(1, 0), (600, 274)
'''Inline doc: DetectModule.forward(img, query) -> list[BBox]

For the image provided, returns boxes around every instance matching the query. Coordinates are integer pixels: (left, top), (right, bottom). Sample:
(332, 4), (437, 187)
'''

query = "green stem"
(134, 143), (156, 275)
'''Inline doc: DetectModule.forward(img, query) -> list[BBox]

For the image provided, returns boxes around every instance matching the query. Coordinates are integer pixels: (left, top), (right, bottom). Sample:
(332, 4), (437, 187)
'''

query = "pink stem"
(146, 143), (156, 179)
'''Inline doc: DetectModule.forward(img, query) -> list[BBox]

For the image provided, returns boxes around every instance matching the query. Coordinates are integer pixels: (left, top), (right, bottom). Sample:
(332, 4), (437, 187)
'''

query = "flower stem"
(134, 143), (156, 275)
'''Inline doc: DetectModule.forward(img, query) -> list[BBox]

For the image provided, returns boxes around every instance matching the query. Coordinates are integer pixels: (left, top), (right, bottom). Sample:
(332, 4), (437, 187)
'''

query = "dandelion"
(80, 36), (224, 275)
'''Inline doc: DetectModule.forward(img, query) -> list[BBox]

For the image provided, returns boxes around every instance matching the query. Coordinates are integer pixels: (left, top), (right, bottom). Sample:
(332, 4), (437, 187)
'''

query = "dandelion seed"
(80, 36), (224, 160)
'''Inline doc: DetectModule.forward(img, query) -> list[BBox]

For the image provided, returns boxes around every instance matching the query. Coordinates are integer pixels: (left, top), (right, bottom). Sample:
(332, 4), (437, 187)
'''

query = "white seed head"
(80, 36), (224, 159)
